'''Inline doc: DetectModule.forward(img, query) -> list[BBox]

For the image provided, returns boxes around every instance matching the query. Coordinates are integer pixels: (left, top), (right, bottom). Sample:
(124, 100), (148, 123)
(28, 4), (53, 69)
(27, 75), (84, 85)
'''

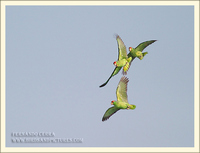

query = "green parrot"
(99, 39), (157, 88)
(99, 35), (132, 88)
(102, 76), (136, 121)
(113, 35), (132, 75)
(128, 40), (157, 61)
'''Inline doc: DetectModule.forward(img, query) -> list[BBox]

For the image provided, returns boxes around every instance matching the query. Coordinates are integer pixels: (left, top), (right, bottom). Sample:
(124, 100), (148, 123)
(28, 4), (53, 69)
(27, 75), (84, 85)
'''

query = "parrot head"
(111, 100), (116, 105)
(113, 61), (117, 66)
(129, 47), (133, 52)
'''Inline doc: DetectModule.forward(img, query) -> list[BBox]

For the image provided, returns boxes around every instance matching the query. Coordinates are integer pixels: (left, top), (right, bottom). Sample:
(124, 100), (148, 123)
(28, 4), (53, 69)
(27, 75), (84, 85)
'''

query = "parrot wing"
(99, 67), (122, 87)
(135, 40), (157, 52)
(102, 106), (120, 121)
(127, 52), (136, 65)
(116, 35), (128, 60)
(116, 76), (129, 103)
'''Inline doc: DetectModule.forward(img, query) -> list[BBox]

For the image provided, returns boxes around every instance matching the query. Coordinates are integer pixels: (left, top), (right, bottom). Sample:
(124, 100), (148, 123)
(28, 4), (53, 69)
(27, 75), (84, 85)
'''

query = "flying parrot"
(99, 38), (157, 88)
(128, 40), (157, 61)
(113, 35), (132, 75)
(102, 76), (136, 121)
(99, 35), (132, 88)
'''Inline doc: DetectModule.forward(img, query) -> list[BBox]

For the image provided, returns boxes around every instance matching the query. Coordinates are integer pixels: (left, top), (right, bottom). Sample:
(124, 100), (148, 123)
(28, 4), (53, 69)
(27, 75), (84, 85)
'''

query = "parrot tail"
(142, 52), (148, 57)
(129, 105), (136, 110)
(122, 62), (130, 75)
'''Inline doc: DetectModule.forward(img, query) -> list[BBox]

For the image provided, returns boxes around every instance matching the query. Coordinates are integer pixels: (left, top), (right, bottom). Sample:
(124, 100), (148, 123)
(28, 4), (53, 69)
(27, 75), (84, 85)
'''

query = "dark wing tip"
(144, 40), (157, 45)
(102, 114), (111, 121)
(102, 114), (113, 122)
(102, 108), (120, 122)
(147, 40), (157, 45)
(99, 83), (106, 88)
(102, 117), (108, 122)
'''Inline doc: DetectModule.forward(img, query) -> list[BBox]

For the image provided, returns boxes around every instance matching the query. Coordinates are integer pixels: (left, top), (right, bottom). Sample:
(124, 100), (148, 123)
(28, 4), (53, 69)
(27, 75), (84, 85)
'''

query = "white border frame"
(1, 1), (199, 152)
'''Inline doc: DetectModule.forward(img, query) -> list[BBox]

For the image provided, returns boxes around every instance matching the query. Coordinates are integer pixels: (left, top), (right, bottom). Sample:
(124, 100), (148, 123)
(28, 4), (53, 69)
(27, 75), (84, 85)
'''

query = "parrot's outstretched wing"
(99, 67), (122, 87)
(116, 76), (129, 103)
(102, 106), (120, 121)
(116, 35), (128, 60)
(135, 40), (157, 52)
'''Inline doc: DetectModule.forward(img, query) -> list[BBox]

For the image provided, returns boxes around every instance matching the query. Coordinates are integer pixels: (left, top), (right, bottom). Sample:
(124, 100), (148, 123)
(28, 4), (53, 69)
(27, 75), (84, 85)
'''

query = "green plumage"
(99, 35), (129, 87)
(99, 36), (156, 88)
(135, 40), (157, 52)
(114, 35), (131, 75)
(116, 76), (129, 103)
(128, 40), (157, 61)
(102, 106), (120, 121)
(102, 76), (136, 121)
(116, 35), (128, 61)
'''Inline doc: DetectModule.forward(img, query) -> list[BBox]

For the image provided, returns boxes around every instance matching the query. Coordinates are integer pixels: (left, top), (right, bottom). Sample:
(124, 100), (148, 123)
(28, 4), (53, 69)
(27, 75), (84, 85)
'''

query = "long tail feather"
(99, 67), (122, 88)
(99, 78), (111, 87)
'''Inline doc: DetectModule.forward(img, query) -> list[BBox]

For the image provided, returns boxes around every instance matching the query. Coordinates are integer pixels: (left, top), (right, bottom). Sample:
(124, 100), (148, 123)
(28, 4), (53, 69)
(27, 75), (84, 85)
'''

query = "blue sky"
(5, 5), (194, 147)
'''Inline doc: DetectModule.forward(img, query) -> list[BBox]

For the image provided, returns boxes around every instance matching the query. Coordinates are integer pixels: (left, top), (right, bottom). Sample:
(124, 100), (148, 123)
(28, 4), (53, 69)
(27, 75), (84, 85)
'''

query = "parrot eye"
(129, 47), (132, 51)
(113, 61), (117, 65)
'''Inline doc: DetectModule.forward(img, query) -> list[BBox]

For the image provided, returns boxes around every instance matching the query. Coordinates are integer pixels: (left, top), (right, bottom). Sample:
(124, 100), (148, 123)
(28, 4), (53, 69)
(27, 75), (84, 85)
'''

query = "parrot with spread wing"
(102, 76), (136, 121)
(99, 38), (157, 88)
(99, 35), (132, 88)
(128, 40), (157, 61)
(113, 35), (132, 75)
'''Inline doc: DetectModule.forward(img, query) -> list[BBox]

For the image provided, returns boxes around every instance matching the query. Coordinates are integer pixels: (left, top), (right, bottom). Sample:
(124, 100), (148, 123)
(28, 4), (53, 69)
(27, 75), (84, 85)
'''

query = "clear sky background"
(6, 5), (194, 147)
